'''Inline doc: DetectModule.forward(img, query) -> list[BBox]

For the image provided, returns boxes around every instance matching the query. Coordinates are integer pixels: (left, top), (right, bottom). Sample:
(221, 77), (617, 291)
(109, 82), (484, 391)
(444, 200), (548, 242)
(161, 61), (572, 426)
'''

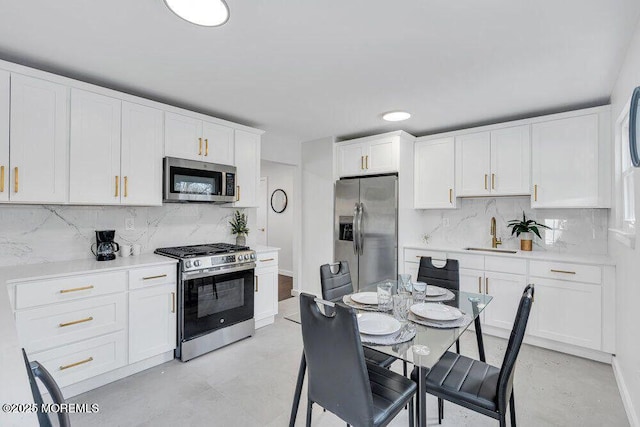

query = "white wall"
(608, 17), (640, 427)
(261, 160), (295, 275)
(299, 136), (335, 296)
(261, 133), (301, 166)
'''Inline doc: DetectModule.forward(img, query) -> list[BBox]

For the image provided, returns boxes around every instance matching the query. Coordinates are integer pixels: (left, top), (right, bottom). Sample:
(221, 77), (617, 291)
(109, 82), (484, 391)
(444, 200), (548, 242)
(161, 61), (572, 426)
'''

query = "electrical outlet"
(125, 217), (135, 231)
(443, 218), (450, 227)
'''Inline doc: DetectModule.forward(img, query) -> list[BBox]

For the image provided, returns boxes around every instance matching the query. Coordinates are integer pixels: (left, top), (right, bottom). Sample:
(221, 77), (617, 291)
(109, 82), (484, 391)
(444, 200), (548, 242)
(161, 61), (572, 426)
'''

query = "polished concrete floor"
(69, 297), (629, 426)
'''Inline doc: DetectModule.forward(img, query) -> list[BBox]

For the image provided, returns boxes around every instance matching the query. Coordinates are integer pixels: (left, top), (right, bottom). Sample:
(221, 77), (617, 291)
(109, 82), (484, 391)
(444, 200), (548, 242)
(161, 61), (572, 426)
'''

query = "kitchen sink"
(464, 247), (518, 254)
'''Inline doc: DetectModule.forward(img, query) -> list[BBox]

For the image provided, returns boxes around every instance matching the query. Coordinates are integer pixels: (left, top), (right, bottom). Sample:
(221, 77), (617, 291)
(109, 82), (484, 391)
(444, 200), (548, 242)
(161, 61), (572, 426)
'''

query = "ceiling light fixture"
(382, 111), (411, 122)
(164, 0), (230, 27)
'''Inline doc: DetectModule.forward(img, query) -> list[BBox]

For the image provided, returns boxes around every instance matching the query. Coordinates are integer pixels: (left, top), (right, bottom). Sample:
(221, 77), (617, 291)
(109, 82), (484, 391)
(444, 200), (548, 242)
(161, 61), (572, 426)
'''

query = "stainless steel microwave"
(163, 157), (236, 203)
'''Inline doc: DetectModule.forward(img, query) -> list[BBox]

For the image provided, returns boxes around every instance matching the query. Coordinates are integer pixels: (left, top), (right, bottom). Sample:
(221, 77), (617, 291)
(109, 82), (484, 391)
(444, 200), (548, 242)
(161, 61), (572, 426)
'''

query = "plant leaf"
(530, 226), (542, 238)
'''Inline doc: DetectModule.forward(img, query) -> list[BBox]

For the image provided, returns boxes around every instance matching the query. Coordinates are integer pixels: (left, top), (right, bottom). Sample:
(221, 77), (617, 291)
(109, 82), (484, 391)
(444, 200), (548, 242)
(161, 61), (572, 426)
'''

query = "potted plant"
(507, 211), (550, 251)
(229, 210), (249, 246)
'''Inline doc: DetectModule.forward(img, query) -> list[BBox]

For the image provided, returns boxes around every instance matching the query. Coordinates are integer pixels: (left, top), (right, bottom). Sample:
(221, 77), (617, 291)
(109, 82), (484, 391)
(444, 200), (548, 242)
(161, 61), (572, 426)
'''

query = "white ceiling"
(0, 0), (639, 148)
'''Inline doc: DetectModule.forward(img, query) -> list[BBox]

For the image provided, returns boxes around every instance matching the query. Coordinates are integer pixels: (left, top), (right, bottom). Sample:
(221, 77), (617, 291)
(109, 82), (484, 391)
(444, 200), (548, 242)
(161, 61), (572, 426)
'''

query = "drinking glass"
(377, 282), (393, 311)
(398, 274), (412, 294)
(412, 281), (427, 302)
(392, 294), (411, 322)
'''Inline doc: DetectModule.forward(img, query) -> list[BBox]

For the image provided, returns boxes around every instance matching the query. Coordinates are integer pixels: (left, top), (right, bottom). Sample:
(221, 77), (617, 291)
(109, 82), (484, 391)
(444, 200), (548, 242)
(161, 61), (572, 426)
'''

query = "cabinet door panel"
(529, 279), (601, 350)
(414, 138), (455, 209)
(10, 74), (68, 203)
(0, 70), (8, 202)
(202, 121), (234, 165)
(531, 114), (598, 207)
(490, 125), (530, 195)
(338, 143), (365, 177)
(456, 132), (491, 196)
(367, 138), (397, 174)
(129, 284), (177, 363)
(121, 102), (163, 206)
(165, 112), (203, 161)
(233, 130), (260, 207)
(459, 269), (485, 326)
(483, 271), (527, 330)
(254, 267), (277, 324)
(69, 89), (121, 204)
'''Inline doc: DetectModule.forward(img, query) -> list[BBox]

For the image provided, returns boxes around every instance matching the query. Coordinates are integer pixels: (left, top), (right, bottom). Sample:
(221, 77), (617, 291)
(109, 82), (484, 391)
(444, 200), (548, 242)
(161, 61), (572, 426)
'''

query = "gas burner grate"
(155, 243), (251, 258)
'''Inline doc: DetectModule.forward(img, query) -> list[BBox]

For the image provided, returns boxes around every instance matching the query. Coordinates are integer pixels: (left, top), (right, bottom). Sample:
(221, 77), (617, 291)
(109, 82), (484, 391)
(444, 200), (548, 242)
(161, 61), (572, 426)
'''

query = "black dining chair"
(320, 262), (397, 369)
(299, 293), (417, 427)
(411, 284), (534, 426)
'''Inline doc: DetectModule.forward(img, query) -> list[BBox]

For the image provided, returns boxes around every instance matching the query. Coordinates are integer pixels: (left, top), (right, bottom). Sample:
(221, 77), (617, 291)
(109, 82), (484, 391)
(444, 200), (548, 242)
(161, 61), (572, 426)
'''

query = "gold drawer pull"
(143, 274), (167, 280)
(0, 165), (4, 192)
(115, 176), (119, 197)
(365, 155), (369, 169)
(361, 156), (364, 170)
(199, 137), (203, 155)
(484, 174), (488, 190)
(60, 357), (93, 371)
(14, 167), (18, 193)
(478, 276), (482, 293)
(59, 316), (93, 328)
(259, 258), (275, 262)
(124, 176), (128, 197)
(60, 285), (94, 294)
(171, 292), (175, 313)
(534, 184), (538, 201)
(449, 188), (453, 204)
(550, 269), (576, 275)
(485, 277), (489, 294)
(491, 173), (495, 189)
(205, 139), (209, 156)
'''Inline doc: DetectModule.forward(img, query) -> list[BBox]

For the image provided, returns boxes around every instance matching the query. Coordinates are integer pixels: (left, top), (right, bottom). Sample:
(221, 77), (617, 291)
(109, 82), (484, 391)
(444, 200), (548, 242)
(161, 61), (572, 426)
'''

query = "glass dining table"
(285, 282), (493, 427)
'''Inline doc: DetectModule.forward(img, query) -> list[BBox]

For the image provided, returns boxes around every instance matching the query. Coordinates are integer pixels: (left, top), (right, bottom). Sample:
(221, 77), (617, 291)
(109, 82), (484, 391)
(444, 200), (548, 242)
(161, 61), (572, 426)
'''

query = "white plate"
(350, 292), (378, 305)
(410, 303), (463, 321)
(357, 313), (402, 336)
(426, 286), (447, 297)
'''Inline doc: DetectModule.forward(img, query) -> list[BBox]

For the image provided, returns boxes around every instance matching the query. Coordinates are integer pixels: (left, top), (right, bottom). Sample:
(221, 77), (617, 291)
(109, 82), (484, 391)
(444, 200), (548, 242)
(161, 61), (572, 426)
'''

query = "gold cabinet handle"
(59, 316), (93, 328)
(485, 277), (489, 294)
(259, 228), (265, 231)
(236, 185), (240, 202)
(14, 167), (18, 193)
(478, 276), (482, 293)
(361, 156), (364, 170)
(0, 165), (4, 192)
(171, 292), (175, 313)
(259, 258), (275, 262)
(124, 176), (128, 197)
(449, 188), (453, 204)
(534, 184), (538, 202)
(255, 275), (259, 292)
(365, 155), (369, 169)
(491, 173), (495, 190)
(115, 176), (119, 197)
(198, 137), (203, 155)
(484, 174), (488, 190)
(60, 357), (93, 371)
(205, 139), (209, 156)
(143, 274), (167, 280)
(60, 285), (94, 294)
(550, 269), (576, 275)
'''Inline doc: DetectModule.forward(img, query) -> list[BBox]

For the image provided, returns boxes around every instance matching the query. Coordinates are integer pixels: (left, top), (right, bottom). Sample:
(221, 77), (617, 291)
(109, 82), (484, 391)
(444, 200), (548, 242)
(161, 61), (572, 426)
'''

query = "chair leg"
(438, 397), (443, 424)
(408, 396), (414, 427)
(403, 361), (408, 410)
(306, 399), (313, 427)
(499, 414), (506, 427)
(510, 392), (516, 427)
(455, 339), (460, 354)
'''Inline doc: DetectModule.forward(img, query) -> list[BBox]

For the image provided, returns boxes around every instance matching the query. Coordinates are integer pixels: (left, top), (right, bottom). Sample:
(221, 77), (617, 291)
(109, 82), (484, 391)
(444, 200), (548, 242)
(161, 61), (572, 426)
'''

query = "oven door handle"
(182, 263), (256, 280)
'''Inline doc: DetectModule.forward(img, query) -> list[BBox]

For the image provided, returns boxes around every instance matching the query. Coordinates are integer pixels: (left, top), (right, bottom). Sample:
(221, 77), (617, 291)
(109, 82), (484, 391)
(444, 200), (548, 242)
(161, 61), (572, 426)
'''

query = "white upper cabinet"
(69, 89), (122, 204)
(490, 125), (530, 195)
(414, 137), (456, 209)
(10, 74), (68, 203)
(337, 134), (400, 178)
(165, 112), (235, 165)
(456, 132), (491, 196)
(232, 129), (261, 207)
(202, 120), (234, 165)
(0, 70), (8, 202)
(121, 102), (163, 206)
(456, 126), (530, 197)
(531, 114), (601, 208)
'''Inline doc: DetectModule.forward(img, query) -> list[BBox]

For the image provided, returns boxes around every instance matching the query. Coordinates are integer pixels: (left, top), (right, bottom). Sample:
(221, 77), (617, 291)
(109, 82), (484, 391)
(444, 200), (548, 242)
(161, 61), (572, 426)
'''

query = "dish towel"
(360, 323), (416, 345)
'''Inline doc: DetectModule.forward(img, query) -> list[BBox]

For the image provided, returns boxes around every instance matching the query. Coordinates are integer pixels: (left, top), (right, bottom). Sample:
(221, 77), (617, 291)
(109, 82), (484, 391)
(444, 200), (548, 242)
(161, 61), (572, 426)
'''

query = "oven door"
(164, 157), (236, 203)
(181, 266), (254, 341)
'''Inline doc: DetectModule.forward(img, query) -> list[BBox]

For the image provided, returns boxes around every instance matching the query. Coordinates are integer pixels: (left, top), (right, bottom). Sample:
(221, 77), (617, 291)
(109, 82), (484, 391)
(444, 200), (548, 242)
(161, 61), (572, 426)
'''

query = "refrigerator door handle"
(352, 203), (359, 255)
(358, 203), (364, 256)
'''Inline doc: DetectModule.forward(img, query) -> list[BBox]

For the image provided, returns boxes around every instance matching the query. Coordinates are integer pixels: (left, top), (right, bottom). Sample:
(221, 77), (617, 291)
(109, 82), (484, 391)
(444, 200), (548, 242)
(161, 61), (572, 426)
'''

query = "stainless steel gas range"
(155, 243), (256, 361)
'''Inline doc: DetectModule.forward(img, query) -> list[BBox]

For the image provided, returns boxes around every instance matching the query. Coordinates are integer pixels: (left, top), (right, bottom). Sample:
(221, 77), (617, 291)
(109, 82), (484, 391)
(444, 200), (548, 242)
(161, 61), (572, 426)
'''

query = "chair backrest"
(299, 293), (374, 425)
(320, 261), (354, 302)
(496, 284), (534, 413)
(417, 257), (460, 291)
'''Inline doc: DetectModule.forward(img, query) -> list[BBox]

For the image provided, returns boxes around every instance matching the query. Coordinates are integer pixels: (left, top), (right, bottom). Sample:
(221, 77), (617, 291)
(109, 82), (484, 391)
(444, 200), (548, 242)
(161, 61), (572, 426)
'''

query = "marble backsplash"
(416, 197), (608, 255)
(0, 204), (257, 267)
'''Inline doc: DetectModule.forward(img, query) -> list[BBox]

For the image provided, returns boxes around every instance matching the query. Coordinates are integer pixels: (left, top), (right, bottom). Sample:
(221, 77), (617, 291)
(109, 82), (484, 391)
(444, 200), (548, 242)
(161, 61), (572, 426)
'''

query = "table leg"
(474, 317), (486, 363)
(418, 366), (427, 427)
(289, 351), (307, 427)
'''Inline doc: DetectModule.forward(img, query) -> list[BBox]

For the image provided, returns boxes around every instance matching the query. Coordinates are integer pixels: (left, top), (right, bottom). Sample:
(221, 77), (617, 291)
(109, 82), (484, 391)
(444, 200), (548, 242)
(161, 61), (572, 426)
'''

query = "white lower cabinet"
(254, 250), (279, 328)
(483, 271), (527, 330)
(129, 283), (177, 364)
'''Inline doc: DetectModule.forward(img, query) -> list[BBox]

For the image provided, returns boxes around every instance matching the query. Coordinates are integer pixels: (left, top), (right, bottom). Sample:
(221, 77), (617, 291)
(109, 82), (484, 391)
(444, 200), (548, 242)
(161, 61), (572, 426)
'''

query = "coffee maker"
(91, 230), (120, 261)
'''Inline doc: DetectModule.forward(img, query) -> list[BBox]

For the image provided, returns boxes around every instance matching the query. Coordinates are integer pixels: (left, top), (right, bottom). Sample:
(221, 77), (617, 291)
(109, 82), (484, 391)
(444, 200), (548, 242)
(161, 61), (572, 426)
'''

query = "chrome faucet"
(490, 217), (502, 248)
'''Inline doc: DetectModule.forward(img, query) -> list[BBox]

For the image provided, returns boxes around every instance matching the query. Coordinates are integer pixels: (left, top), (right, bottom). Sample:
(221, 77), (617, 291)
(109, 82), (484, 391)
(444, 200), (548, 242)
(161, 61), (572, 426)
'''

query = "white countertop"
(404, 244), (616, 266)
(0, 254), (178, 426)
(251, 245), (281, 253)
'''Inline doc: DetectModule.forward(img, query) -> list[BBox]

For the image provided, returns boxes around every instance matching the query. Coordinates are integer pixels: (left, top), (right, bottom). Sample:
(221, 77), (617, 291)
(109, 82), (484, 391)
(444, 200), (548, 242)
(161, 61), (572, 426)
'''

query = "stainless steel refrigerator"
(334, 175), (398, 291)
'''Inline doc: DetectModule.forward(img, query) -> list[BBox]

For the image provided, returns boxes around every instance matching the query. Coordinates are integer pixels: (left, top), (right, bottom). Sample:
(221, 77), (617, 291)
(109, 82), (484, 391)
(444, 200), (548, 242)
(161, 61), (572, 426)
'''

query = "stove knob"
(239, 255), (245, 261)
(194, 260), (201, 267)
(185, 260), (192, 268)
(250, 253), (256, 260)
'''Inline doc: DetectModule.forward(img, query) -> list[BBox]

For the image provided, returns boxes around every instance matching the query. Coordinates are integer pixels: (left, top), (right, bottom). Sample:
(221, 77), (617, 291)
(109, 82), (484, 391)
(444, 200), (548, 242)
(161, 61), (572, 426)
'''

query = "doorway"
(257, 177), (268, 246)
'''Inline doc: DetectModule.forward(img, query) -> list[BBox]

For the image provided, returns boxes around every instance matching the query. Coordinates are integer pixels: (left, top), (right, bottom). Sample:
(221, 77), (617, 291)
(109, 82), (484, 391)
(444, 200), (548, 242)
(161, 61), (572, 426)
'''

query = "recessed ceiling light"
(382, 111), (411, 122)
(164, 0), (230, 27)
